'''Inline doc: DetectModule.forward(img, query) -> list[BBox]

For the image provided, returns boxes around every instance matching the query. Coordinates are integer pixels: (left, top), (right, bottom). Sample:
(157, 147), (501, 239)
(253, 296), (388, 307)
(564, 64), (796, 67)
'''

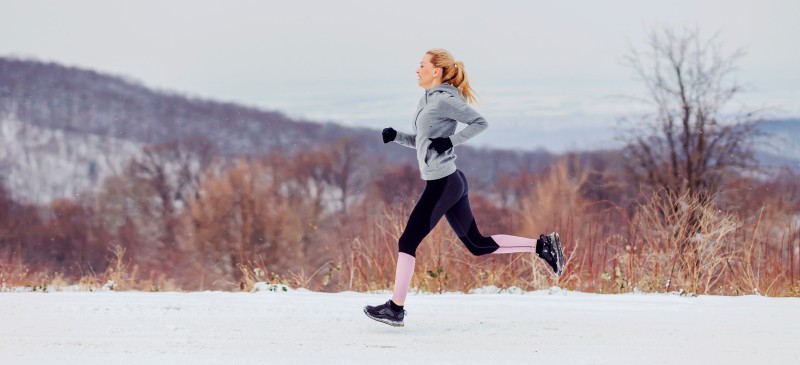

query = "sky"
(1, 0), (798, 152)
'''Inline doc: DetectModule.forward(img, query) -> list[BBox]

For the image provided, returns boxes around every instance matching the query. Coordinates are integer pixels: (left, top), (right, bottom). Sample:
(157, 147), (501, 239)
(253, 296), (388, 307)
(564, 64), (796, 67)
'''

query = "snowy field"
(1, 287), (799, 364)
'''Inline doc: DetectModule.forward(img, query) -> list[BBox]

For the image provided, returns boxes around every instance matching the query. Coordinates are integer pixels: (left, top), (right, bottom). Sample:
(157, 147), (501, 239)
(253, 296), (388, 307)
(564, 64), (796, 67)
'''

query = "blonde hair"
(426, 48), (478, 105)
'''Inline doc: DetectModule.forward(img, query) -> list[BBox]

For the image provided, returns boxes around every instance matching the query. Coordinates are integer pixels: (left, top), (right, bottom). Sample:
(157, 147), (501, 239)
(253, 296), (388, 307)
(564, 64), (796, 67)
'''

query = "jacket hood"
(426, 83), (463, 101)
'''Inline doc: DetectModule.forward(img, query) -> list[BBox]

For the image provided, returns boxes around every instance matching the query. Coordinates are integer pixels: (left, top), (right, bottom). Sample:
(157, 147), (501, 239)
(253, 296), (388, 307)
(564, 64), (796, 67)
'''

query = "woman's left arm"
(442, 96), (488, 146)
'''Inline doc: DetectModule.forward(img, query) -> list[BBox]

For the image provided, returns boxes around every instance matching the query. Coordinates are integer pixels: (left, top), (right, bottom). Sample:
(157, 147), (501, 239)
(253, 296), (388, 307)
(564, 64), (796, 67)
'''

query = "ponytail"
(427, 49), (478, 105)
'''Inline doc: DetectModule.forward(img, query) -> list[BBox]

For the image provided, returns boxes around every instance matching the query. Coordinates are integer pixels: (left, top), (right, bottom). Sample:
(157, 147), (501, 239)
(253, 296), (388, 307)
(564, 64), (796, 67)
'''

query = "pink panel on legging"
(490, 234), (536, 254)
(391, 252), (416, 305)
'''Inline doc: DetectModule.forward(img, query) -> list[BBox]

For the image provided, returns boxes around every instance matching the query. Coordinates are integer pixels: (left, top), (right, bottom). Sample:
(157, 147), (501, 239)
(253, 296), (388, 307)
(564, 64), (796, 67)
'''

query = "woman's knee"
(458, 235), (499, 256)
(398, 233), (420, 257)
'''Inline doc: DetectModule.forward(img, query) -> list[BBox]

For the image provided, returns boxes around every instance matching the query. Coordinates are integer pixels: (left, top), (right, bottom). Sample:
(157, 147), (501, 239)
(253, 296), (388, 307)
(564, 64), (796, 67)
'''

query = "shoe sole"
(551, 232), (565, 276)
(363, 308), (404, 327)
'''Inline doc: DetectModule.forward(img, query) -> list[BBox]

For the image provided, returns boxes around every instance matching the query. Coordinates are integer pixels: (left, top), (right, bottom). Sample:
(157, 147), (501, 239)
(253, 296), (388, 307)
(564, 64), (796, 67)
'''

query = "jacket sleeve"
(441, 96), (488, 146)
(394, 131), (416, 149)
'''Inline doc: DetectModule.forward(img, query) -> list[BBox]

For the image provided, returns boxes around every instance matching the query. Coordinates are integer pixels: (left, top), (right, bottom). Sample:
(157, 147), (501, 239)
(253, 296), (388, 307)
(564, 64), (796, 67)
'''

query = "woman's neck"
(423, 79), (443, 90)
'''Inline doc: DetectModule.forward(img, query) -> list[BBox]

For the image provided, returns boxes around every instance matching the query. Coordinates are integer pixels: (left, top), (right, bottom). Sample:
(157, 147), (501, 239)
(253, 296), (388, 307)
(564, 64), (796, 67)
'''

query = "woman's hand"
(382, 128), (397, 144)
(428, 137), (453, 153)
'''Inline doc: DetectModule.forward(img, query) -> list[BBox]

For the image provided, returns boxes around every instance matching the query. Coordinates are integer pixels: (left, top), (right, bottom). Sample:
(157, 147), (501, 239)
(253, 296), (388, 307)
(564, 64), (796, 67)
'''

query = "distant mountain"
(2, 57), (794, 204)
(0, 57), (364, 156)
(754, 119), (800, 171)
(0, 57), (554, 203)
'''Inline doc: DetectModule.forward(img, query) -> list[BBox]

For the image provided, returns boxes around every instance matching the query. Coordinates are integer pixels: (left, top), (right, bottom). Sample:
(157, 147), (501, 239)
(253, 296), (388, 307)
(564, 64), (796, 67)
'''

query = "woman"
(364, 49), (565, 327)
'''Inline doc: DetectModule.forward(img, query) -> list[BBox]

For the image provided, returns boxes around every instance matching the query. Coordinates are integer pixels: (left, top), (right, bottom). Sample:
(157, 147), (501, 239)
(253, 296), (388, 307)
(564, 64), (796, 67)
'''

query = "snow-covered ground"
(1, 288), (798, 364)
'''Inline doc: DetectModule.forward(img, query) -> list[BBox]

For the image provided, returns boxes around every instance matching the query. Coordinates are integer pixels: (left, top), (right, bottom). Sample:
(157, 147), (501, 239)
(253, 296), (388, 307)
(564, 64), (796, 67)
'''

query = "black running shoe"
(536, 232), (565, 276)
(364, 300), (405, 327)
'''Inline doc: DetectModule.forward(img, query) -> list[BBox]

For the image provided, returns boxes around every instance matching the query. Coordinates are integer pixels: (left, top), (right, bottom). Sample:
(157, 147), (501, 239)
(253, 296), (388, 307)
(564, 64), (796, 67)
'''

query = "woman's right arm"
(394, 131), (416, 149)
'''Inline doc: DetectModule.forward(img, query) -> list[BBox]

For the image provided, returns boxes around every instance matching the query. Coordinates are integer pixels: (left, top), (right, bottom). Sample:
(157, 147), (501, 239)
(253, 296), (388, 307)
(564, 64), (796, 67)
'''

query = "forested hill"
(0, 57), (553, 203)
(0, 57), (363, 156)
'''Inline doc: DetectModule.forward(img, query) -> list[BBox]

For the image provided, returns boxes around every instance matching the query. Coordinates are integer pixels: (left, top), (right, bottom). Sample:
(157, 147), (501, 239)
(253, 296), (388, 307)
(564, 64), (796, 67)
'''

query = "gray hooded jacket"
(393, 83), (488, 180)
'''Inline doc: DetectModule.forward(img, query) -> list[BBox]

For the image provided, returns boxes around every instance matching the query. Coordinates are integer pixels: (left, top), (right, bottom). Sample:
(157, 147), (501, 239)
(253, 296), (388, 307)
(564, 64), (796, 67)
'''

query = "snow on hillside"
(0, 117), (142, 203)
(0, 288), (798, 364)
(754, 120), (800, 171)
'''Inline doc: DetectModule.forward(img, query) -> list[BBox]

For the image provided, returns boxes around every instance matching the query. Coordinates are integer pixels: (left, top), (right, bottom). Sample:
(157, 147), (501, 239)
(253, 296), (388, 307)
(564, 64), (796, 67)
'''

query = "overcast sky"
(2, 0), (798, 152)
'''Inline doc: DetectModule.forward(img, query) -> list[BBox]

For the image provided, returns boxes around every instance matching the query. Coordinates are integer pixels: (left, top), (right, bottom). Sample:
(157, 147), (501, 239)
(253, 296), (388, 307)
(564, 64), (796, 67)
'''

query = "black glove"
(428, 137), (453, 154)
(382, 128), (397, 144)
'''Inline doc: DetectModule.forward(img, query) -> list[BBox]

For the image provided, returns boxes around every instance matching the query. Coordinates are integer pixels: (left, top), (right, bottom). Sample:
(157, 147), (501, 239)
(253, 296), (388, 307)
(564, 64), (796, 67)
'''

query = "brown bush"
(2, 145), (798, 296)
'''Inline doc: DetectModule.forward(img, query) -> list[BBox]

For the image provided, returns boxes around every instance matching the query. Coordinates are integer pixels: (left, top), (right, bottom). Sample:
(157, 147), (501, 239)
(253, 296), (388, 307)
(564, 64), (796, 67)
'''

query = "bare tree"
(288, 137), (367, 215)
(325, 137), (366, 214)
(622, 27), (762, 199)
(120, 137), (216, 266)
(129, 138), (215, 215)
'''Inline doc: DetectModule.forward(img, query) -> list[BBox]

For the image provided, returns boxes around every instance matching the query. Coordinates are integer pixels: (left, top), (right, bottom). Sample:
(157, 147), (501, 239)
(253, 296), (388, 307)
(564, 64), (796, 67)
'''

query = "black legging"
(398, 170), (500, 257)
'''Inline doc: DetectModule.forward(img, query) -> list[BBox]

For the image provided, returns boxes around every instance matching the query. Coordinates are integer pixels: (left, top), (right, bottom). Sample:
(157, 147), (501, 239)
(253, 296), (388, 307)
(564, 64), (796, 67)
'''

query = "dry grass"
(0, 244), (179, 292)
(322, 159), (799, 297)
(326, 206), (554, 294)
(324, 159), (588, 294)
(3, 158), (797, 296)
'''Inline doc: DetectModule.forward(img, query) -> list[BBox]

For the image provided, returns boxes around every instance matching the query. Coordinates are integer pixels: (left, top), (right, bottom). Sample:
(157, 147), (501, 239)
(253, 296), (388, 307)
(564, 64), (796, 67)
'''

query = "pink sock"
(391, 253), (416, 305)
(491, 234), (537, 254)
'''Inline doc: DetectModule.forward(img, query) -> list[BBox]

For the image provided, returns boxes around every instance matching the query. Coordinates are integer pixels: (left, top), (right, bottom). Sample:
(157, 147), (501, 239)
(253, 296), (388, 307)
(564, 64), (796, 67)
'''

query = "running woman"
(364, 49), (565, 327)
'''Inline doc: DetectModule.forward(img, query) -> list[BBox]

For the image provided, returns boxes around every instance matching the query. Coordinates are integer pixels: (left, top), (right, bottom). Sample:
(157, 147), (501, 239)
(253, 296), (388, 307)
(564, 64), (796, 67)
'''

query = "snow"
(1, 288), (798, 364)
(0, 117), (142, 203)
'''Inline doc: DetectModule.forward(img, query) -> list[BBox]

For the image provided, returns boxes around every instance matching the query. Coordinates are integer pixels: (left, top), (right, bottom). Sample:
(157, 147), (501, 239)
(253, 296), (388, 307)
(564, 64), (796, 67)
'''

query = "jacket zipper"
(416, 91), (429, 165)
(414, 90), (429, 132)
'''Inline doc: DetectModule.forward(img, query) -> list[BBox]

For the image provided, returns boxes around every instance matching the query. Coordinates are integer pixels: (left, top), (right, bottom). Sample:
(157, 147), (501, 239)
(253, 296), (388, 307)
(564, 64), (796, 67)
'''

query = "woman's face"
(416, 53), (439, 89)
